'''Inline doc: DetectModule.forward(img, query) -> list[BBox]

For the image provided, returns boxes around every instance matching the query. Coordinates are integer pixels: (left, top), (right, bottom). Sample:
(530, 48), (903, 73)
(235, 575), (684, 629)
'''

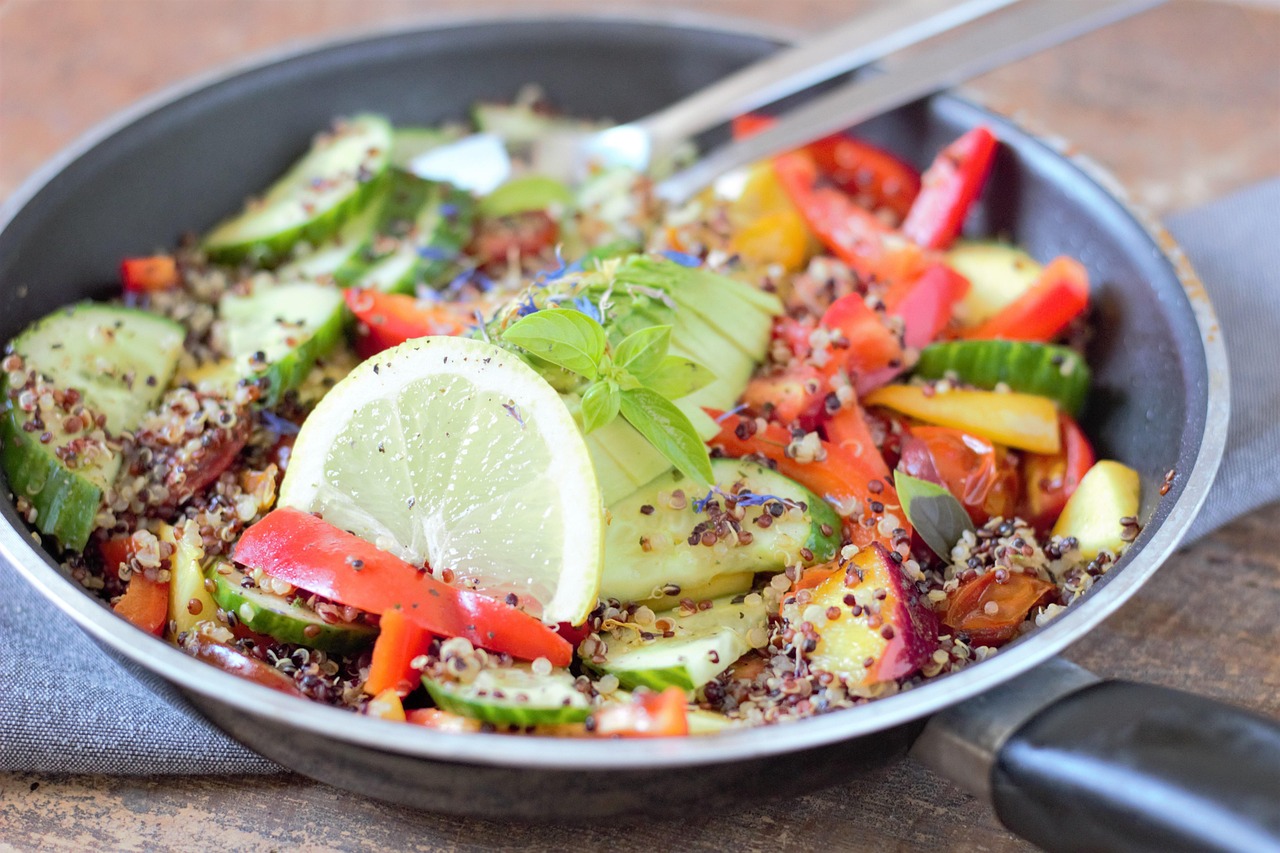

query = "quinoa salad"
(0, 91), (1145, 737)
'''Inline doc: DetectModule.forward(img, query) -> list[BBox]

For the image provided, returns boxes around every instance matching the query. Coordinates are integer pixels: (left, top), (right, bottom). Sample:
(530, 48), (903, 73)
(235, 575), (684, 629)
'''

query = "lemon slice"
(278, 336), (603, 625)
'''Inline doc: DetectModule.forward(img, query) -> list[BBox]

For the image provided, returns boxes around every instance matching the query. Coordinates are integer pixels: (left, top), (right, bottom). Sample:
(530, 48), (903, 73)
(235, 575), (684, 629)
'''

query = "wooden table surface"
(1, 0), (1277, 849)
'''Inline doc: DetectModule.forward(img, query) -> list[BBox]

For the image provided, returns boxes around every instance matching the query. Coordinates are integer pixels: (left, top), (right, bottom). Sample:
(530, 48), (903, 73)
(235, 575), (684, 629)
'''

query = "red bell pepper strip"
(773, 150), (928, 287)
(113, 574), (169, 636)
(902, 126), (998, 250)
(365, 606), (434, 697)
(959, 257), (1090, 342)
(823, 401), (891, 481)
(1020, 413), (1096, 534)
(806, 136), (921, 221)
(233, 508), (572, 666)
(708, 411), (909, 549)
(882, 262), (971, 351)
(120, 255), (179, 293)
(942, 571), (1057, 647)
(733, 114), (921, 220)
(344, 289), (472, 360)
(591, 687), (689, 738)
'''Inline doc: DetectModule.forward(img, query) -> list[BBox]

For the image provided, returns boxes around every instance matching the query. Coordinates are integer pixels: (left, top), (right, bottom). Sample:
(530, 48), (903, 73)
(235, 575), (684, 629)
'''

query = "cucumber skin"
(422, 676), (591, 726)
(251, 293), (346, 409)
(208, 168), (391, 269)
(205, 116), (394, 267)
(914, 340), (1091, 416)
(206, 561), (376, 654)
(609, 665), (696, 693)
(335, 180), (475, 295)
(0, 405), (103, 552)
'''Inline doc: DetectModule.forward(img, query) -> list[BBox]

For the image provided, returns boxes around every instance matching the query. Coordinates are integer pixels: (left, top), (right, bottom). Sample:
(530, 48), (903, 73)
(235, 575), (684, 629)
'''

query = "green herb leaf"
(894, 471), (975, 560)
(580, 380), (621, 434)
(643, 355), (716, 399)
(501, 308), (605, 380)
(613, 325), (671, 379)
(619, 387), (714, 487)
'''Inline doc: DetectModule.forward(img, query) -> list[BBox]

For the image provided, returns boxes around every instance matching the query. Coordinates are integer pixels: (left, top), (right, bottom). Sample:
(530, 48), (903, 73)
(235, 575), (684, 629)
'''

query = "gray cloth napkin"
(1, 179), (1277, 776)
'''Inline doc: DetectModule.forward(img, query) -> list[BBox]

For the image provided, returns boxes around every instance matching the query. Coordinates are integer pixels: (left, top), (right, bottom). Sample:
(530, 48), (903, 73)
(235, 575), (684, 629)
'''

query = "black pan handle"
(911, 658), (1280, 852)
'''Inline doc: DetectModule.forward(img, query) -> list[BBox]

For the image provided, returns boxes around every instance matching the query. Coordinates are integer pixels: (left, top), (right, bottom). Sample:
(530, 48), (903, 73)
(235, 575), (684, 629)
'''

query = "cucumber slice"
(593, 595), (767, 692)
(2, 304), (184, 550)
(219, 281), (344, 407)
(205, 558), (376, 653)
(600, 458), (841, 605)
(687, 707), (737, 735)
(336, 173), (475, 294)
(472, 102), (600, 149)
(946, 240), (1043, 326)
(11, 303), (185, 432)
(423, 665), (591, 726)
(914, 340), (1091, 416)
(277, 184), (389, 280)
(389, 127), (464, 170)
(204, 114), (393, 266)
(479, 175), (575, 219)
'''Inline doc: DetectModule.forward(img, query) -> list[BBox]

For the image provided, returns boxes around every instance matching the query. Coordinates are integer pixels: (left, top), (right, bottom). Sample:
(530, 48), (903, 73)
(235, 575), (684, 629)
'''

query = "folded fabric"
(1, 178), (1277, 776)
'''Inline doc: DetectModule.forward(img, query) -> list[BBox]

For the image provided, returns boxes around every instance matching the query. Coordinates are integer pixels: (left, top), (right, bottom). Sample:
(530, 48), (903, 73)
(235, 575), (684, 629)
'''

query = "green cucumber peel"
(914, 340), (1091, 416)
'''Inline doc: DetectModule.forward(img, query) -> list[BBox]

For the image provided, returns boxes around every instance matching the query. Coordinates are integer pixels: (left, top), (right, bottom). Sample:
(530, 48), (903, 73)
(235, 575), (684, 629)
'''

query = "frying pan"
(1, 14), (1276, 851)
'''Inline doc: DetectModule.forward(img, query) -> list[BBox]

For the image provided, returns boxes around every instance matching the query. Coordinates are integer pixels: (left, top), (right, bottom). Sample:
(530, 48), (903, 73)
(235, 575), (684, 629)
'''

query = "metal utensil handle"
(657, 0), (1164, 203)
(637, 0), (1022, 159)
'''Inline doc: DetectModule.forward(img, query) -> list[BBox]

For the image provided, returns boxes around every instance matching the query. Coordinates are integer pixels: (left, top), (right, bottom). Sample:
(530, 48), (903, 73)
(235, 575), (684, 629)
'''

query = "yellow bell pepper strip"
(365, 688), (407, 721)
(863, 384), (1061, 454)
(233, 508), (573, 667)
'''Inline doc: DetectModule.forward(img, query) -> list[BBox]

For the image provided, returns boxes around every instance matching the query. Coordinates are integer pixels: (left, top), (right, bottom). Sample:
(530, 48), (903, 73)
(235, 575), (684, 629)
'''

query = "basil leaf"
(580, 380), (621, 434)
(501, 308), (605, 380)
(613, 325), (671, 379)
(894, 471), (975, 560)
(643, 355), (716, 399)
(619, 387), (714, 487)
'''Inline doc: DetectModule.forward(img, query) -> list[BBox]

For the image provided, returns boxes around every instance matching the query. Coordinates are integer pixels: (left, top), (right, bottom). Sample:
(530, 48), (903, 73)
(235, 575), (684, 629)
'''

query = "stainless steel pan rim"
(0, 10), (1229, 771)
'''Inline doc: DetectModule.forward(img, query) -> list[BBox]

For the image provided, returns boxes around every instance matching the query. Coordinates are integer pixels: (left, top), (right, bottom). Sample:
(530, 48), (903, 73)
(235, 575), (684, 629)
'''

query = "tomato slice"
(943, 571), (1057, 647)
(899, 426), (1021, 525)
(344, 289), (473, 359)
(233, 509), (572, 666)
(902, 126), (998, 250)
(1020, 413), (1096, 533)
